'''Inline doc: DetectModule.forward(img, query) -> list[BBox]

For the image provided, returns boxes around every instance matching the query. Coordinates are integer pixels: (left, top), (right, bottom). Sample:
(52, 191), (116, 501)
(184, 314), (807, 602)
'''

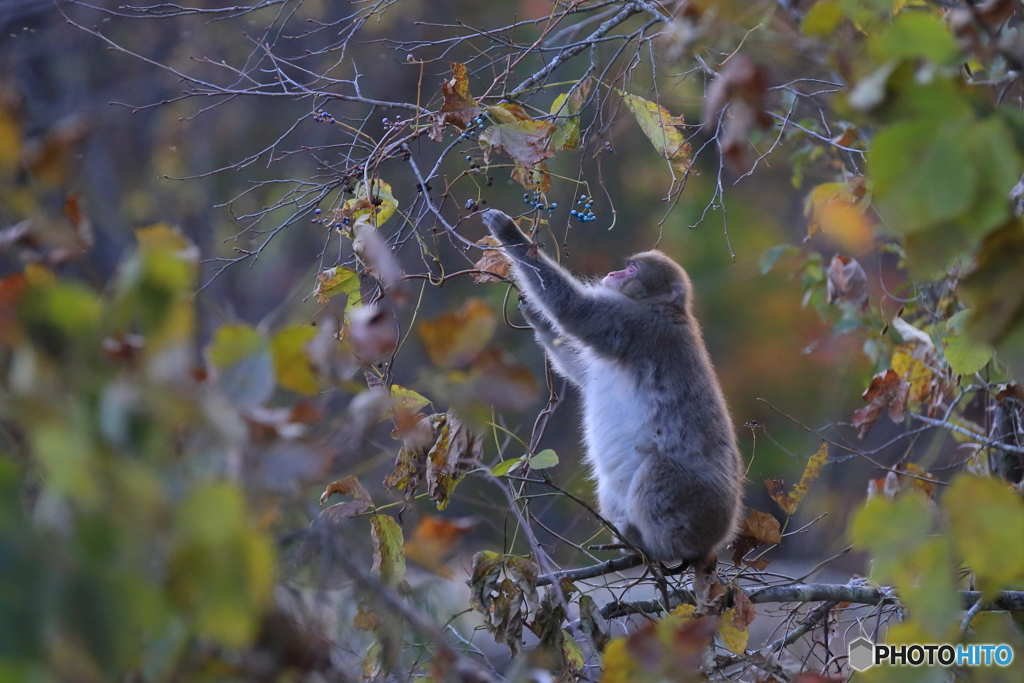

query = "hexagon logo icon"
(849, 636), (875, 671)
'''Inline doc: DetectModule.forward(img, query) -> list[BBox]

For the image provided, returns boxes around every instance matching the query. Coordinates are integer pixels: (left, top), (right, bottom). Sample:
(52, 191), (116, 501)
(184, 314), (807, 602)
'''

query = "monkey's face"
(602, 252), (691, 310)
(601, 262), (639, 295)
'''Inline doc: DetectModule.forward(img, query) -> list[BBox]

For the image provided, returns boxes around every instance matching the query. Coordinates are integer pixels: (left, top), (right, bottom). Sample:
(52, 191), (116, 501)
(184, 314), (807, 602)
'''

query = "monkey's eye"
(626, 263), (637, 275)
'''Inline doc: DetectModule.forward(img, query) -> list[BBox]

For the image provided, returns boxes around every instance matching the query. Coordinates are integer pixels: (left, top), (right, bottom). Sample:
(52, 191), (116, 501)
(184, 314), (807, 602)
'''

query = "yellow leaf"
(270, 326), (318, 395)
(945, 474), (1024, 595)
(617, 91), (691, 174)
(718, 608), (749, 655)
(390, 385), (430, 413)
(765, 442), (828, 516)
(891, 348), (932, 402)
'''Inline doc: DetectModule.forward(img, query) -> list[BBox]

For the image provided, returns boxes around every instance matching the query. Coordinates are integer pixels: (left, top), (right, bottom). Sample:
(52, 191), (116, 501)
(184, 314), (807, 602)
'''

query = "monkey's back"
(578, 316), (744, 563)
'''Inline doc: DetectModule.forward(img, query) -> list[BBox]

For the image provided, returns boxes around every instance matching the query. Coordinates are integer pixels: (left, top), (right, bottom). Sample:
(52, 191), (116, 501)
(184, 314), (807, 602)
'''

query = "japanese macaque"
(482, 209), (743, 564)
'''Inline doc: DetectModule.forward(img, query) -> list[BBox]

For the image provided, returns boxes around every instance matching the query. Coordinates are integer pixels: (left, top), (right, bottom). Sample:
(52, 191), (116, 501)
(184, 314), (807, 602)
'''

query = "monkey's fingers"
(481, 209), (530, 247)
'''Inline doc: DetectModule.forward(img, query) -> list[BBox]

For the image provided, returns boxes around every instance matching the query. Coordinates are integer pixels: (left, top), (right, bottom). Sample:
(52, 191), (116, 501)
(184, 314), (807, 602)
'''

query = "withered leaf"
(826, 254), (869, 312)
(426, 411), (482, 510)
(467, 551), (539, 655)
(852, 368), (911, 438)
(430, 62), (481, 142)
(479, 119), (558, 168)
(319, 475), (372, 519)
(765, 442), (828, 516)
(473, 236), (512, 283)
(731, 508), (781, 567)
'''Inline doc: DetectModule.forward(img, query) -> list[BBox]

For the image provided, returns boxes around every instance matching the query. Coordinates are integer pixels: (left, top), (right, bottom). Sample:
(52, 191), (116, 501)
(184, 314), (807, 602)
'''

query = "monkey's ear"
(482, 209), (530, 246)
(649, 282), (689, 313)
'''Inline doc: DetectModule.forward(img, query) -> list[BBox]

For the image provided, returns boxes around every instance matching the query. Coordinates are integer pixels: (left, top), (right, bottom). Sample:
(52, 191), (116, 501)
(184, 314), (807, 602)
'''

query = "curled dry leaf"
(351, 216), (405, 302)
(473, 235), (512, 283)
(418, 298), (496, 367)
(852, 368), (910, 438)
(467, 551), (539, 655)
(826, 254), (869, 313)
(319, 475), (372, 520)
(765, 442), (828, 516)
(731, 508), (781, 568)
(429, 62), (481, 142)
(384, 410), (481, 510)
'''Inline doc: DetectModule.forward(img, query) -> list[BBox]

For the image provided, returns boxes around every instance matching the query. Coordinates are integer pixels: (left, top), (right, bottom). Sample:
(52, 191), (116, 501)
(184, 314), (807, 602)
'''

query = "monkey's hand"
(481, 209), (531, 249)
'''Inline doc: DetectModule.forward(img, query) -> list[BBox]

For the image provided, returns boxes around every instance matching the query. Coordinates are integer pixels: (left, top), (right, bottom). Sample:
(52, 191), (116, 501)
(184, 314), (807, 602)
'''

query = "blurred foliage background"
(2, 0), (1024, 681)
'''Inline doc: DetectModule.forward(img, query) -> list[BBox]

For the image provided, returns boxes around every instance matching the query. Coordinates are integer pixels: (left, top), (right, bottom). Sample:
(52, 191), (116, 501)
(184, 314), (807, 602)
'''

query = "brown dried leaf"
(765, 442), (828, 516)
(473, 236), (512, 283)
(826, 254), (869, 313)
(731, 508), (781, 567)
(430, 62), (482, 142)
(467, 347), (541, 412)
(701, 55), (771, 170)
(319, 475), (372, 519)
(467, 551), (539, 655)
(418, 298), (496, 367)
(852, 369), (911, 438)
(479, 119), (558, 168)
(426, 411), (482, 510)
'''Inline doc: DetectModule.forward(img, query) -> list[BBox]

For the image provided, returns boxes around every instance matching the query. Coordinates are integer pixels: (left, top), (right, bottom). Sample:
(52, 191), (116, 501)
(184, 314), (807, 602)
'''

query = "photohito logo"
(848, 637), (1014, 671)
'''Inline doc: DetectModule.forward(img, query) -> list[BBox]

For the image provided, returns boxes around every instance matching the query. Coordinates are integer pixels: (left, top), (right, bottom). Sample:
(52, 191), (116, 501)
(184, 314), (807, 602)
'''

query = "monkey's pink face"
(601, 263), (637, 291)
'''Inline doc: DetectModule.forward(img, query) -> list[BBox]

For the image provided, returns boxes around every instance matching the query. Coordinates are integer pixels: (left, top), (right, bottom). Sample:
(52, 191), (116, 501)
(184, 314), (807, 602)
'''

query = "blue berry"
(550, 203), (557, 209)
(465, 155), (472, 161)
(570, 210), (578, 217)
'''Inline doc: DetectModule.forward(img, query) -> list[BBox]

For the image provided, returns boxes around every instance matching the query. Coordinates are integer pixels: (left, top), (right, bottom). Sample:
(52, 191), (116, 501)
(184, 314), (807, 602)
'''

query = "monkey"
(481, 209), (744, 564)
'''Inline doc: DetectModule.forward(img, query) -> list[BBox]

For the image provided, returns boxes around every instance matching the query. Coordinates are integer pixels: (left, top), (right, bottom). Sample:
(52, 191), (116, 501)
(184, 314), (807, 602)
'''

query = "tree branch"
(600, 582), (1024, 619)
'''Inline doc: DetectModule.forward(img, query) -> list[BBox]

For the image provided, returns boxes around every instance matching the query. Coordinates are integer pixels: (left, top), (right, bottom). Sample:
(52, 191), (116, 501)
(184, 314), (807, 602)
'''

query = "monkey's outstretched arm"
(520, 301), (587, 385)
(482, 210), (625, 354)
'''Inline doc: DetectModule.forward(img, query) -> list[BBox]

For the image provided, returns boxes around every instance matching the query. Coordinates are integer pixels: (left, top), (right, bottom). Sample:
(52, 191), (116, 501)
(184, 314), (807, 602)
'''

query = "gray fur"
(482, 209), (744, 563)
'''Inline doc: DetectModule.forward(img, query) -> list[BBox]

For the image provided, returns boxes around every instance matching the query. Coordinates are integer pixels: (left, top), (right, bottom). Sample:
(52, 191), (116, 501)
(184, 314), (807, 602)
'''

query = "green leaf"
(171, 483), (275, 649)
(390, 385), (431, 413)
(759, 244), (799, 275)
(550, 78), (591, 151)
(942, 334), (992, 376)
(370, 514), (406, 588)
(869, 119), (975, 233)
(870, 12), (961, 65)
(527, 448), (558, 470)
(270, 326), (318, 395)
(208, 324), (263, 369)
(850, 492), (931, 576)
(491, 457), (524, 476)
(957, 117), (1024, 237)
(801, 0), (844, 38)
(945, 475), (1024, 596)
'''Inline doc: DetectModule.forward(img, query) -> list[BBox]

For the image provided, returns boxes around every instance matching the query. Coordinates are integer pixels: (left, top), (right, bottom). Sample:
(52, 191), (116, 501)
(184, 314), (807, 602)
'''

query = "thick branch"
(600, 582), (1024, 619)
(537, 553), (644, 586)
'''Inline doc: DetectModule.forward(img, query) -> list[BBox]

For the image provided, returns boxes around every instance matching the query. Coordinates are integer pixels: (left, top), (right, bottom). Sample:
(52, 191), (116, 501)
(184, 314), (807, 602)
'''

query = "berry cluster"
(571, 195), (597, 222)
(459, 115), (486, 140)
(522, 192), (556, 213)
(311, 110), (336, 124)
